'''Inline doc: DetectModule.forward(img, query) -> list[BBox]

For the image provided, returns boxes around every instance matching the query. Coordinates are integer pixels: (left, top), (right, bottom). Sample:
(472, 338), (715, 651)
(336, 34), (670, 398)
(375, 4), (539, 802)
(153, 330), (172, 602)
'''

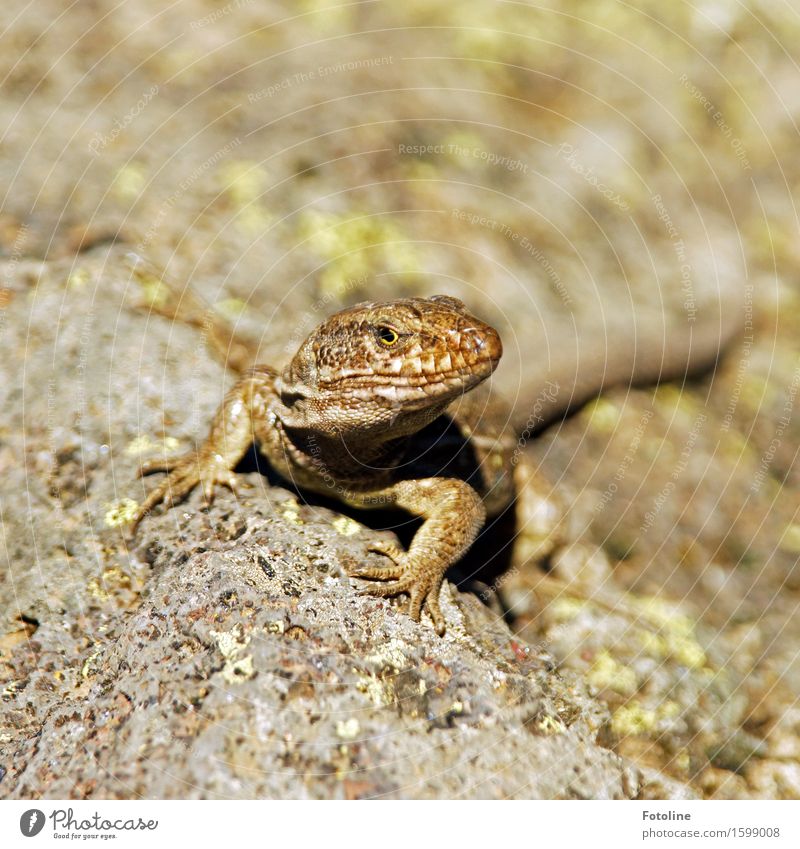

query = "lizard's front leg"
(348, 478), (486, 635)
(129, 375), (270, 533)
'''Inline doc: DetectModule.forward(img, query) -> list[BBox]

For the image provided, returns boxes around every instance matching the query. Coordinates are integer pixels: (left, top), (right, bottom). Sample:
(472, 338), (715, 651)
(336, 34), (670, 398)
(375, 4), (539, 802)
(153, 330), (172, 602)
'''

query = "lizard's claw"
(200, 465), (239, 504)
(137, 455), (184, 476)
(129, 453), (238, 535)
(347, 541), (448, 635)
(346, 539), (406, 579)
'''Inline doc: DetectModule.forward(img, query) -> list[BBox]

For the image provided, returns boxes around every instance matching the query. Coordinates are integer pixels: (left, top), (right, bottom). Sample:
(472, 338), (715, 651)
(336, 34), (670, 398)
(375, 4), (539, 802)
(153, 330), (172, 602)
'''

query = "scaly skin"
(130, 296), (510, 634)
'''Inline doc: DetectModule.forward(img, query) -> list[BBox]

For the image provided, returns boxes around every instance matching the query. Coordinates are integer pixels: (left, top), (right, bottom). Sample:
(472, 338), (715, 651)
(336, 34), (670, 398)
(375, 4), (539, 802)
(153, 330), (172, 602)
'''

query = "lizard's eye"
(375, 326), (400, 347)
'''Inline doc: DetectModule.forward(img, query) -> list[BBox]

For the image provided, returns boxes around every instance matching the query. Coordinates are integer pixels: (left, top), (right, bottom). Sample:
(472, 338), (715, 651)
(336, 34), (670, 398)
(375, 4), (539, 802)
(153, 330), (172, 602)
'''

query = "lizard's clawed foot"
(129, 453), (239, 534)
(348, 540), (447, 635)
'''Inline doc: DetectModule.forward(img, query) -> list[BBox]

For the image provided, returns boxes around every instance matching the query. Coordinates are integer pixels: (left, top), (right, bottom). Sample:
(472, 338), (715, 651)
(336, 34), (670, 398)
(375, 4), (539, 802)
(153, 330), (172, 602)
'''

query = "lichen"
(104, 499), (139, 527)
(332, 516), (361, 537)
(211, 625), (255, 684)
(587, 650), (637, 696)
(298, 210), (419, 298)
(611, 701), (657, 737)
(125, 435), (180, 456)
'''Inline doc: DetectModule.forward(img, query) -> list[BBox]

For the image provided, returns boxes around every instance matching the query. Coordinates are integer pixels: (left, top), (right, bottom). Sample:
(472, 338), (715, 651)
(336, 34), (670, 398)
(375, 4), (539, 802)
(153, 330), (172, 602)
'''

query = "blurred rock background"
(1, 0), (798, 798)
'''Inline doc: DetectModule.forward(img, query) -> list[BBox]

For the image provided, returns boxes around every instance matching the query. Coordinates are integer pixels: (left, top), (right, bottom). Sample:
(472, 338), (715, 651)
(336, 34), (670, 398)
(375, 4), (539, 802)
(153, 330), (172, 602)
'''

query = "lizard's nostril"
(462, 324), (503, 366)
(484, 327), (503, 363)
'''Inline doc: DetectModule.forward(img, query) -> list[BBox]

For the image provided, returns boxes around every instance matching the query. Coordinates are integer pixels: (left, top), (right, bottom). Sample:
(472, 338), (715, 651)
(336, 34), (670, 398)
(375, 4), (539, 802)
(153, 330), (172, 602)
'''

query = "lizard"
(129, 281), (741, 634)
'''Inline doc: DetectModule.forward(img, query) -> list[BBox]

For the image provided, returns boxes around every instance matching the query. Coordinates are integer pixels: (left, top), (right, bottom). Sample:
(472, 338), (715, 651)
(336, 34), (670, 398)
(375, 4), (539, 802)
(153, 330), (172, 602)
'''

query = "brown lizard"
(129, 285), (740, 634)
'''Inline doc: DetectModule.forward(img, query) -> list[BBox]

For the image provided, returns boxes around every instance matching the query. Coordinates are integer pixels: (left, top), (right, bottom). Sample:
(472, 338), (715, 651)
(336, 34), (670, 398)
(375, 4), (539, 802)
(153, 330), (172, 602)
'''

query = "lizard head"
(277, 295), (502, 439)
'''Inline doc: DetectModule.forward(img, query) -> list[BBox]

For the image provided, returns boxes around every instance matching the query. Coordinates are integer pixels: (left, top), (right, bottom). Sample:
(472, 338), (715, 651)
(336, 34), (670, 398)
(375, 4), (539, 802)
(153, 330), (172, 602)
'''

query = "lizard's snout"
(459, 322), (503, 373)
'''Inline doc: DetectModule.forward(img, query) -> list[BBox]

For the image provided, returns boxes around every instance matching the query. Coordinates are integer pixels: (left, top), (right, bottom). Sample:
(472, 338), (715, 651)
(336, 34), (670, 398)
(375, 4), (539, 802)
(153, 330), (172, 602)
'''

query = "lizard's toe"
(128, 480), (173, 534)
(138, 455), (184, 476)
(359, 575), (415, 597)
(347, 539), (407, 579)
(128, 458), (201, 534)
(424, 591), (446, 636)
(408, 584), (425, 622)
(407, 575), (445, 631)
(347, 562), (405, 580)
(162, 469), (201, 508)
(200, 466), (239, 505)
(366, 540), (405, 565)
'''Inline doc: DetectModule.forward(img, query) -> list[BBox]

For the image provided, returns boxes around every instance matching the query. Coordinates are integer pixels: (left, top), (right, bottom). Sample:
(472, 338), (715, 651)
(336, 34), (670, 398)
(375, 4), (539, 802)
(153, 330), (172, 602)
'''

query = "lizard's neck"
(272, 394), (453, 479)
(270, 414), (407, 485)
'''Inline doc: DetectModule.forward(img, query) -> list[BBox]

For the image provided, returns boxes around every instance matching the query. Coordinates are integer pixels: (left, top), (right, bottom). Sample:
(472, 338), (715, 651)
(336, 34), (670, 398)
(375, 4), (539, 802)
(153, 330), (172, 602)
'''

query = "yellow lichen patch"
(587, 650), (638, 696)
(672, 749), (691, 773)
(81, 649), (103, 681)
(3, 680), (23, 698)
(380, 240), (421, 280)
(669, 634), (707, 669)
(68, 268), (91, 289)
(239, 205), (273, 235)
(355, 675), (393, 708)
(698, 666), (718, 684)
(135, 270), (170, 309)
(611, 701), (657, 737)
(281, 499), (304, 525)
(336, 718), (360, 740)
(536, 714), (567, 735)
(630, 595), (694, 636)
(639, 630), (668, 659)
(582, 398), (620, 432)
(218, 160), (268, 206)
(549, 595), (587, 622)
(364, 639), (410, 673)
(658, 700), (681, 720)
(443, 130), (484, 154)
(298, 210), (418, 299)
(87, 567), (132, 602)
(780, 524), (800, 554)
(211, 625), (250, 659)
(211, 625), (255, 684)
(740, 374), (773, 410)
(653, 384), (698, 421)
(632, 596), (707, 669)
(222, 655), (255, 684)
(298, 0), (353, 30)
(452, 17), (508, 60)
(320, 266), (369, 302)
(125, 434), (180, 456)
(104, 498), (139, 527)
(113, 162), (147, 199)
(612, 699), (682, 740)
(126, 435), (155, 455)
(332, 516), (361, 537)
(213, 297), (249, 322)
(404, 161), (439, 180)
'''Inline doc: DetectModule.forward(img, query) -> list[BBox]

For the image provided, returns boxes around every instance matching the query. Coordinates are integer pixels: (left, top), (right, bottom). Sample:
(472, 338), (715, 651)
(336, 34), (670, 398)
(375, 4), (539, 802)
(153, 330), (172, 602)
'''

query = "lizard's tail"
(125, 253), (257, 375)
(507, 288), (745, 434)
